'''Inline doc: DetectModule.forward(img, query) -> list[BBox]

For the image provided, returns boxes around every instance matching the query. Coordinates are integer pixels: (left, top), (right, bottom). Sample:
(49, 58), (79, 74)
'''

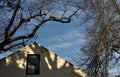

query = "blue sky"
(0, 17), (88, 63)
(0, 1), (119, 76)
(0, 0), (89, 65)
(35, 18), (88, 63)
(33, 18), (120, 76)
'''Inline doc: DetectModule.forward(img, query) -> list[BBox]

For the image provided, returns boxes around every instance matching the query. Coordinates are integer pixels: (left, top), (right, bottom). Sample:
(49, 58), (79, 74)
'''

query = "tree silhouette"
(77, 0), (120, 77)
(0, 0), (80, 52)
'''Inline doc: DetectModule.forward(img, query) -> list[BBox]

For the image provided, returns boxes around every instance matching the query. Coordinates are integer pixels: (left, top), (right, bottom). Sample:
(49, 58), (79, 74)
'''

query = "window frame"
(26, 54), (40, 75)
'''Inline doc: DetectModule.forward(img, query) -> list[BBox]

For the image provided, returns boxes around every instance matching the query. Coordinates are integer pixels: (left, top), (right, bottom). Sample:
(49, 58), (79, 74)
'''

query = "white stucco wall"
(0, 42), (87, 77)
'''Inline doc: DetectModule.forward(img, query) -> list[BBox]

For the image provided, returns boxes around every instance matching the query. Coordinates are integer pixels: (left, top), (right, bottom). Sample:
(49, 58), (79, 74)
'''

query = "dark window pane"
(26, 54), (40, 75)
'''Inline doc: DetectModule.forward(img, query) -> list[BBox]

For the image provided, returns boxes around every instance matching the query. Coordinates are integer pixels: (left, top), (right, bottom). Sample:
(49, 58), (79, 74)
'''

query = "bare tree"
(0, 0), (81, 53)
(77, 0), (120, 77)
(1, 0), (120, 76)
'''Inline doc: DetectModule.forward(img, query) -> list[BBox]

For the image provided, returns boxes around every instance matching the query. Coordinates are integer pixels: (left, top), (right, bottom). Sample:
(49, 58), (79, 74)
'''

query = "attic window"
(26, 54), (40, 75)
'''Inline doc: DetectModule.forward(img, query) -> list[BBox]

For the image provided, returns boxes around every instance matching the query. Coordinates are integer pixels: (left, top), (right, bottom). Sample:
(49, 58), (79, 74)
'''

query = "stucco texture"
(0, 42), (87, 77)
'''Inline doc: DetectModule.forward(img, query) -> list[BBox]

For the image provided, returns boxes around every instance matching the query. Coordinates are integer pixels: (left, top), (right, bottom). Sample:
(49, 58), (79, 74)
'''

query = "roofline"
(0, 42), (38, 60)
(0, 42), (78, 68)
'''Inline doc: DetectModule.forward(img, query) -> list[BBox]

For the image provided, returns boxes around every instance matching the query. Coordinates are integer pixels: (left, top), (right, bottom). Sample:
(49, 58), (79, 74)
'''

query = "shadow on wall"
(0, 42), (87, 77)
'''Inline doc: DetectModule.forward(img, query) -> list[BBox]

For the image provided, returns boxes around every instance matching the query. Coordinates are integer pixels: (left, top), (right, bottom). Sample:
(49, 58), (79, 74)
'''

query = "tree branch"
(2, 42), (25, 51)
(5, 0), (20, 39)
(9, 17), (22, 37)
(111, 0), (120, 15)
(0, 0), (80, 52)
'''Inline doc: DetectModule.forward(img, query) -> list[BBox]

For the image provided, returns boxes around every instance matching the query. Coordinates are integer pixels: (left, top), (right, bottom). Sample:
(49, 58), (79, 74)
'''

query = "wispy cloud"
(48, 43), (72, 50)
(47, 29), (86, 51)
(56, 30), (85, 40)
(37, 19), (87, 62)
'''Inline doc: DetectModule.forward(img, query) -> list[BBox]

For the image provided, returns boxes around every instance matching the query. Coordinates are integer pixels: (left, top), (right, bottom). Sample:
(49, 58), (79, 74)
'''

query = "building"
(116, 75), (120, 77)
(0, 42), (87, 77)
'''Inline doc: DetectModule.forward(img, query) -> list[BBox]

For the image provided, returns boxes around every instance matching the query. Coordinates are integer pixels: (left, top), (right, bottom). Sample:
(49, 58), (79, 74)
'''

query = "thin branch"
(68, 8), (80, 19)
(111, 0), (120, 15)
(22, 13), (46, 23)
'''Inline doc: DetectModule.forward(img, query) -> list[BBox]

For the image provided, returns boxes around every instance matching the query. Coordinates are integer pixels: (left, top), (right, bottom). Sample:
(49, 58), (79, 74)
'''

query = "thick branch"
(9, 18), (22, 37)
(2, 42), (25, 51)
(5, 0), (20, 39)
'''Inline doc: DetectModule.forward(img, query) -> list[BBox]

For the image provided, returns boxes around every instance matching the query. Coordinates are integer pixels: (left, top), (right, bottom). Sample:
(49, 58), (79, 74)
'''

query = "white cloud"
(48, 29), (86, 51)
(48, 43), (72, 50)
(56, 30), (86, 41)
